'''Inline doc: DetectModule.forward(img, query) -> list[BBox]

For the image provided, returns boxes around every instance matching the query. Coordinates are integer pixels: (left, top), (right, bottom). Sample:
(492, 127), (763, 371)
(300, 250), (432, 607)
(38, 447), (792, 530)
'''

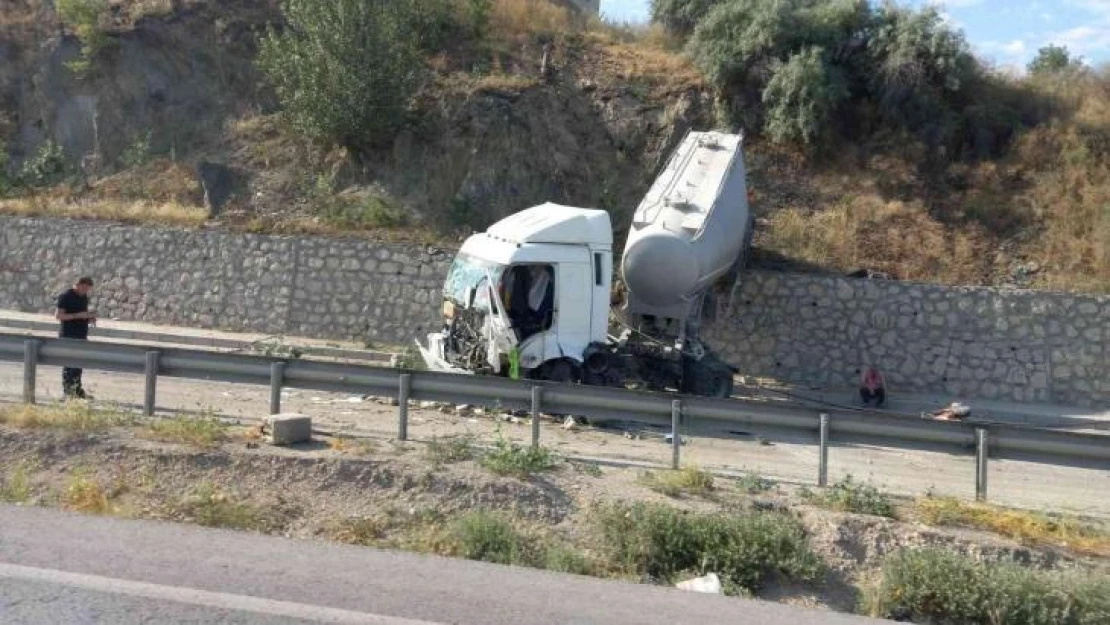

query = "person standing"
(55, 277), (96, 399)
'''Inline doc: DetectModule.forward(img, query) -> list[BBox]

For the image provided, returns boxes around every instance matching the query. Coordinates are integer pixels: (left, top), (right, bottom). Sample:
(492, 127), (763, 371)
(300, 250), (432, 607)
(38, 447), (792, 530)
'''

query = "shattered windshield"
(443, 254), (504, 310)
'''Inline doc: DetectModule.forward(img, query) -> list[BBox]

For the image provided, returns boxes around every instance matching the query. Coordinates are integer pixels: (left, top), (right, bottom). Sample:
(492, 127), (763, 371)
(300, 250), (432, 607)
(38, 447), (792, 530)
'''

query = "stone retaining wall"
(2, 216), (1107, 406)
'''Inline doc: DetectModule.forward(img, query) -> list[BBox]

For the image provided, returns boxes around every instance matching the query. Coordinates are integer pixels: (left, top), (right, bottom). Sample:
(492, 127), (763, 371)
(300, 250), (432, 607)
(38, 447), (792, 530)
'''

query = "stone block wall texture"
(2, 216), (1108, 406)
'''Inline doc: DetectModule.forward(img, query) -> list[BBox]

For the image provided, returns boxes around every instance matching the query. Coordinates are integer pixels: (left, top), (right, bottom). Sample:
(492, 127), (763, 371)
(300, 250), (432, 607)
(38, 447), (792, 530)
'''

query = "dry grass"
(0, 463), (33, 503)
(62, 470), (114, 514)
(139, 415), (228, 448)
(0, 403), (131, 432)
(489, 0), (574, 43)
(638, 466), (715, 497)
(327, 436), (377, 456)
(916, 497), (1110, 557)
(0, 197), (208, 227)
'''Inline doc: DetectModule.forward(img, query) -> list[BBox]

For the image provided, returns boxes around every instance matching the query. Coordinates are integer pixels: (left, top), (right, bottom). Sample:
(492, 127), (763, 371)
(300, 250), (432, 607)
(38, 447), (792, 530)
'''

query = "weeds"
(595, 502), (825, 593)
(451, 510), (538, 566)
(736, 473), (774, 495)
(866, 548), (1110, 624)
(804, 475), (895, 518)
(0, 403), (131, 432)
(332, 516), (388, 546)
(62, 470), (113, 514)
(480, 436), (557, 478)
(916, 496), (1110, 557)
(140, 415), (228, 448)
(638, 466), (715, 497)
(0, 464), (33, 503)
(56, 0), (115, 76)
(328, 437), (377, 456)
(176, 484), (283, 532)
(426, 436), (476, 465)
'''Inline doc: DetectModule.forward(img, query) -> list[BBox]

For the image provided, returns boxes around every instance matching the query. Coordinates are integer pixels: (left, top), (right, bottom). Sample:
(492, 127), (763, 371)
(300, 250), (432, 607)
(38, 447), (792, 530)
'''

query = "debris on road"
(675, 573), (722, 594)
(563, 415), (577, 430)
(930, 402), (972, 421)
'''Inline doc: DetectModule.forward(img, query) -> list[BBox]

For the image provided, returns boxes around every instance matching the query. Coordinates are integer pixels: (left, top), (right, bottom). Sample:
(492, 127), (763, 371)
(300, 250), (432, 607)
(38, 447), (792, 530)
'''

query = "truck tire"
(536, 358), (579, 384)
(682, 356), (735, 398)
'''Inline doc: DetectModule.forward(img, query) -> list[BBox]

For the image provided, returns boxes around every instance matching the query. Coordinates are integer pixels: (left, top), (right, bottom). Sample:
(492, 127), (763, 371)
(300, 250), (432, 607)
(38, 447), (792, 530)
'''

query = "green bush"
(651, 0), (724, 37)
(56, 0), (115, 76)
(19, 141), (69, 188)
(595, 502), (824, 593)
(450, 510), (537, 565)
(868, 548), (1110, 625)
(0, 148), (13, 196)
(804, 475), (896, 518)
(258, 0), (428, 148)
(480, 436), (558, 478)
(1028, 44), (1083, 77)
(762, 46), (847, 145)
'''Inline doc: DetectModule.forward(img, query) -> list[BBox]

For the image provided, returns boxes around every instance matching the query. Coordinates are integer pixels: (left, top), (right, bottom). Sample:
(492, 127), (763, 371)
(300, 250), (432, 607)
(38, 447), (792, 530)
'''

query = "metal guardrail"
(2, 333), (1107, 502)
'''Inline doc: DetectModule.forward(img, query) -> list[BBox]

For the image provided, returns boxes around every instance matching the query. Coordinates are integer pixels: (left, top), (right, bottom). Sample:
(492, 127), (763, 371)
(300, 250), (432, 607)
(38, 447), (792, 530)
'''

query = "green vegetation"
(595, 502), (824, 593)
(18, 141), (69, 189)
(56, 0), (115, 76)
(866, 548), (1110, 624)
(0, 403), (131, 432)
(176, 484), (284, 532)
(736, 473), (774, 494)
(426, 436), (477, 465)
(638, 466), (715, 497)
(0, 464), (33, 504)
(140, 415), (229, 449)
(1028, 44), (1083, 77)
(259, 0), (433, 148)
(803, 475), (895, 518)
(480, 436), (558, 477)
(450, 510), (538, 565)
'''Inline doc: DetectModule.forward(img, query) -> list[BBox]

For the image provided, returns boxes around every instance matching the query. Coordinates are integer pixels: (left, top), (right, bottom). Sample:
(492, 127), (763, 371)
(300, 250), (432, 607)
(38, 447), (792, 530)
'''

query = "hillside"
(0, 0), (1108, 292)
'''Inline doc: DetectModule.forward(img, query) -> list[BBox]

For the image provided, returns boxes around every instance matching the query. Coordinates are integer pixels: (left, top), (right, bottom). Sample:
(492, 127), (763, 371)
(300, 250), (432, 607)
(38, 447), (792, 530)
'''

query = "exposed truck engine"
(417, 130), (752, 398)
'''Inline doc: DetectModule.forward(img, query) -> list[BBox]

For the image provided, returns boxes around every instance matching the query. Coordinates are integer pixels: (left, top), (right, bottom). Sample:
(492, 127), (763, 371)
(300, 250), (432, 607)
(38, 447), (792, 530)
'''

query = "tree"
(651, 0), (725, 37)
(257, 0), (428, 149)
(1027, 44), (1081, 76)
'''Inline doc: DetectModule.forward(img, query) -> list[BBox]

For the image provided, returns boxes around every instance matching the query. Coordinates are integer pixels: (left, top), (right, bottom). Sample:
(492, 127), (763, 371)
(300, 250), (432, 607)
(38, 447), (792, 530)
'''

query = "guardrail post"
(23, 340), (39, 405)
(530, 386), (542, 448)
(398, 374), (412, 441)
(818, 413), (830, 487)
(671, 399), (682, 470)
(269, 362), (285, 415)
(143, 351), (160, 416)
(975, 428), (989, 501)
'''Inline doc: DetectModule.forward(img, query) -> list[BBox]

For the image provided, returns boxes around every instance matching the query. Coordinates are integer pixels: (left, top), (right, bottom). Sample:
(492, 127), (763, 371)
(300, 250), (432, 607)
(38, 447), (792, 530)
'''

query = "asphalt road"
(0, 505), (881, 625)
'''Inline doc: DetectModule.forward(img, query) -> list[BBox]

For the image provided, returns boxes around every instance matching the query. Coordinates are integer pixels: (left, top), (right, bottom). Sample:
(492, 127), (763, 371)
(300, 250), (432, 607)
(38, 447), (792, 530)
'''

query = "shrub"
(1028, 44), (1083, 77)
(595, 502), (824, 593)
(19, 141), (69, 188)
(868, 548), (1110, 625)
(140, 415), (228, 449)
(762, 46), (848, 145)
(56, 0), (115, 76)
(450, 510), (537, 565)
(258, 0), (427, 148)
(480, 436), (558, 477)
(0, 464), (33, 504)
(638, 466), (715, 497)
(426, 436), (477, 465)
(62, 470), (112, 514)
(804, 475), (895, 518)
(651, 0), (724, 37)
(177, 484), (284, 532)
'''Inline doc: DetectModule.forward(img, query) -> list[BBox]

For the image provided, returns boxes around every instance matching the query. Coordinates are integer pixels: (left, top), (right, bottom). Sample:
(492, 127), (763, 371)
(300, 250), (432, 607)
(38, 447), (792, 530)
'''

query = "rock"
(195, 161), (241, 217)
(676, 573), (722, 594)
(267, 414), (312, 445)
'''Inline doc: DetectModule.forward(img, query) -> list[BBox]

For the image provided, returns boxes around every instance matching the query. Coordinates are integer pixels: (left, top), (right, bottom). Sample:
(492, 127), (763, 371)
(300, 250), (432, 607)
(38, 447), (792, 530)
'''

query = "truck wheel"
(538, 359), (578, 384)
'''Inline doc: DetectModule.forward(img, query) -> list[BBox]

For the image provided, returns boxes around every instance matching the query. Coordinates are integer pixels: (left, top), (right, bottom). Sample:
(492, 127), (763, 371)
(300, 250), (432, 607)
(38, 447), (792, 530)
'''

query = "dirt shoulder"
(1, 404), (1107, 620)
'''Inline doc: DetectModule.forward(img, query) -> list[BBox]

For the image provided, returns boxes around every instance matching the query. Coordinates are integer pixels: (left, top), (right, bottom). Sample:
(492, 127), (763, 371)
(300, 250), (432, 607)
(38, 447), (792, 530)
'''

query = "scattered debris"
(676, 573), (722, 594)
(345, 396), (364, 404)
(563, 416), (577, 431)
(930, 402), (972, 421)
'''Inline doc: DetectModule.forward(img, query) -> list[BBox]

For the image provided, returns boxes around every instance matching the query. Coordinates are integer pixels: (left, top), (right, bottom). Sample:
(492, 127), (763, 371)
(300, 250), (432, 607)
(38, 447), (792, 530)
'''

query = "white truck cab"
(418, 203), (613, 380)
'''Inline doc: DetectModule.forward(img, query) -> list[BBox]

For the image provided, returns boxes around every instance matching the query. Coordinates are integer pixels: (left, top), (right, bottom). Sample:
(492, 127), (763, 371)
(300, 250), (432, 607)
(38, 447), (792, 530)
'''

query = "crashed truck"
(417, 130), (754, 398)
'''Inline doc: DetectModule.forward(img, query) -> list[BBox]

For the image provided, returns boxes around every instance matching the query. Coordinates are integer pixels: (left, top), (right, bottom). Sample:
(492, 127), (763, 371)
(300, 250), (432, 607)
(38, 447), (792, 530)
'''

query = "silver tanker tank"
(620, 131), (751, 325)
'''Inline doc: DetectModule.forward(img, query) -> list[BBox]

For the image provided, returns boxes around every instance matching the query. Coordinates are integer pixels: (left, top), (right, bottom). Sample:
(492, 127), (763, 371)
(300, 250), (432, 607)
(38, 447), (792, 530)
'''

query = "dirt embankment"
(1, 415), (1105, 618)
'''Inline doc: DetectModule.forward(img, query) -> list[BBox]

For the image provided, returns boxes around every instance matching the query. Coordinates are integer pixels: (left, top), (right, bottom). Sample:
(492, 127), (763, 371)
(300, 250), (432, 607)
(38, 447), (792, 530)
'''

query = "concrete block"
(267, 413), (312, 445)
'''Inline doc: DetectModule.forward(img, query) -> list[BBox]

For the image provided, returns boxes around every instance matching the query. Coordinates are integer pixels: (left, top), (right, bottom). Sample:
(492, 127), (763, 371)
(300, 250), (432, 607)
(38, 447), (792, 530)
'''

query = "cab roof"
(485, 203), (612, 246)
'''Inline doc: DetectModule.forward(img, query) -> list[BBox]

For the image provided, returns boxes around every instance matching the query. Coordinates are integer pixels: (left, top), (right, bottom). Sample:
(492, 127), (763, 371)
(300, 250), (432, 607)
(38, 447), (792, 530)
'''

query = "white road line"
(0, 562), (446, 625)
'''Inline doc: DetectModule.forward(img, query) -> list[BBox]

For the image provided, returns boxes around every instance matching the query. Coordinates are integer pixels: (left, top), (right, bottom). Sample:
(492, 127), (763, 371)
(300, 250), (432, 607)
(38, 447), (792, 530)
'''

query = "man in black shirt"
(55, 277), (97, 399)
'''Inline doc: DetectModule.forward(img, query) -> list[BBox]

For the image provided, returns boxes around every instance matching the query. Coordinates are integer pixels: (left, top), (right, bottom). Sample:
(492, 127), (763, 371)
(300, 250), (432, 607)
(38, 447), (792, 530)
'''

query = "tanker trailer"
(416, 130), (751, 398)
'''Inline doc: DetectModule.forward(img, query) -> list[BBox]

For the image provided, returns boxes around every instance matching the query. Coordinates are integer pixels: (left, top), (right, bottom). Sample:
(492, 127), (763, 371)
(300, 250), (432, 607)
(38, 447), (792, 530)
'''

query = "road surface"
(0, 505), (880, 624)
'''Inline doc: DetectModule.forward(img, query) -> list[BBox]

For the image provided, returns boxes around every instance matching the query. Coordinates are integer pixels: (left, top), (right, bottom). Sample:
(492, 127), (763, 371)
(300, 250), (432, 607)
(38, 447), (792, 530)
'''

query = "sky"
(599, 0), (1110, 69)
